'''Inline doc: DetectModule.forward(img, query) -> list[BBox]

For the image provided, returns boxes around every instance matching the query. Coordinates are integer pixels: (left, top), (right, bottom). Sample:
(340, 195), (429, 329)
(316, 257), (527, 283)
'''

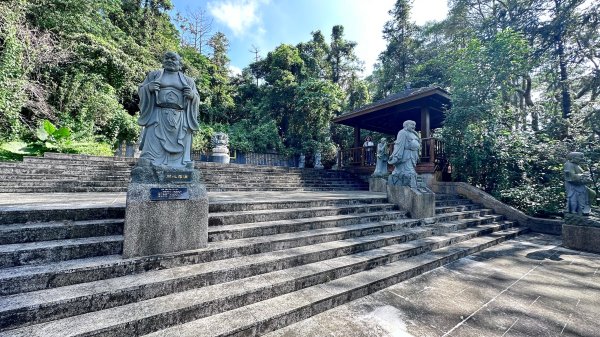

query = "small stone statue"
(210, 132), (230, 164)
(138, 51), (200, 168)
(298, 153), (305, 168)
(564, 152), (596, 215)
(388, 120), (420, 187)
(372, 137), (389, 177)
(314, 151), (324, 169)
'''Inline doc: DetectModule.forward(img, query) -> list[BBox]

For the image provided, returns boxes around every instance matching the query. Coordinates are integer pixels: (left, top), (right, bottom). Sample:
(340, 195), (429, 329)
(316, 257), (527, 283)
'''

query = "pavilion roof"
(332, 86), (451, 135)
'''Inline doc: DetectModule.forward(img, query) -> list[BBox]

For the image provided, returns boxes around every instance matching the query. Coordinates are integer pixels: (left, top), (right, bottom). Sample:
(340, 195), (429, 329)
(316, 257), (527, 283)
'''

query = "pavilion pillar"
(354, 127), (361, 147)
(420, 106), (430, 139)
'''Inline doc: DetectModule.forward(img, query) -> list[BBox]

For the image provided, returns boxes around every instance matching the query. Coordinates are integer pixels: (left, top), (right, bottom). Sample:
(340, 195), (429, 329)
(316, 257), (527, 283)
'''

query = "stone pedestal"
(211, 151), (230, 164)
(123, 161), (209, 258)
(387, 176), (435, 218)
(562, 213), (600, 254)
(369, 177), (387, 192)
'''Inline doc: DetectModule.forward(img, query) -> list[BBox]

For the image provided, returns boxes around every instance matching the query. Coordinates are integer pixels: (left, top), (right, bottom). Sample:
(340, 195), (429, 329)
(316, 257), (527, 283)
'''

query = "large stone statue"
(124, 51), (208, 259)
(564, 152), (596, 215)
(372, 137), (389, 177)
(138, 51), (200, 168)
(388, 120), (421, 187)
(562, 152), (600, 254)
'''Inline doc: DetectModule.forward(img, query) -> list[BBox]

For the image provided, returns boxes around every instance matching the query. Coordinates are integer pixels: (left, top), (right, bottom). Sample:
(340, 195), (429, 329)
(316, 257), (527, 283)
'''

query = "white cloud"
(228, 64), (242, 76)
(208, 0), (269, 37)
(343, 0), (395, 76)
(347, 0), (448, 76)
(412, 0), (448, 25)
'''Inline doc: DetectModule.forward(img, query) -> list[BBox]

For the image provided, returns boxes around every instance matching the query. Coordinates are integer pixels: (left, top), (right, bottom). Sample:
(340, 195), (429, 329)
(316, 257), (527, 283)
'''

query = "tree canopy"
(1, 0), (598, 216)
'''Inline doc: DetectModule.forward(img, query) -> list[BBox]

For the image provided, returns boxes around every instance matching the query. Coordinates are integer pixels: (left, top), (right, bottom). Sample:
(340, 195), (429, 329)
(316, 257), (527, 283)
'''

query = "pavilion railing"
(337, 138), (447, 174)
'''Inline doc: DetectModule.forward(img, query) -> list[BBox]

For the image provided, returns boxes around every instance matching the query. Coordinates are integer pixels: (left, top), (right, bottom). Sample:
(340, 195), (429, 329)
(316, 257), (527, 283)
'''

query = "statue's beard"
(163, 63), (179, 72)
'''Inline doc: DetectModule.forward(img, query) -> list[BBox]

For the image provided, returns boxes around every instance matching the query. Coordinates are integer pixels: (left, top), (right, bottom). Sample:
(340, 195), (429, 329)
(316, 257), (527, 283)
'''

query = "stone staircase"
(0, 193), (528, 336)
(0, 153), (368, 193)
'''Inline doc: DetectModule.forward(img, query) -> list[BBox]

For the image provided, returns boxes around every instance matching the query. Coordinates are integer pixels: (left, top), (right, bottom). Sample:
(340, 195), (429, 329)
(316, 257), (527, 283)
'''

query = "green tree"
(327, 25), (363, 89)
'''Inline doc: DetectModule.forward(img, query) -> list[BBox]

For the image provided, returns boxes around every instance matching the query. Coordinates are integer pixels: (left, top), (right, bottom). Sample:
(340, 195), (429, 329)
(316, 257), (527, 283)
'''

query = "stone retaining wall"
(432, 182), (563, 235)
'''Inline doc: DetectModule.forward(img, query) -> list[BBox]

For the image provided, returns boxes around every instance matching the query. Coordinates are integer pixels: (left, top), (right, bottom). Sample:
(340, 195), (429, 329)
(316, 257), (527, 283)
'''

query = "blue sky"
(170, 0), (448, 77)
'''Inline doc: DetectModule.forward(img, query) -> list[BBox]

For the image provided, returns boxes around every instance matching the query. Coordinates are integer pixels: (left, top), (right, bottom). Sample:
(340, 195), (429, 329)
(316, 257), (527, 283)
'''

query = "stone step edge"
(145, 227), (527, 337)
(0, 219), (124, 245)
(0, 197), (389, 226)
(0, 221), (518, 333)
(208, 210), (410, 240)
(0, 210), (495, 295)
(208, 203), (398, 226)
(1, 216), (507, 309)
(1, 226), (526, 337)
(0, 208), (489, 269)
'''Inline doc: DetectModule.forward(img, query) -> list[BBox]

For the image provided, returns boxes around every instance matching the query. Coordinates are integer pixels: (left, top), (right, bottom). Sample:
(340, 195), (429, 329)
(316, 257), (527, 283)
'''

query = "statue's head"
(403, 120), (416, 131)
(567, 151), (585, 164)
(379, 137), (387, 144)
(162, 51), (182, 72)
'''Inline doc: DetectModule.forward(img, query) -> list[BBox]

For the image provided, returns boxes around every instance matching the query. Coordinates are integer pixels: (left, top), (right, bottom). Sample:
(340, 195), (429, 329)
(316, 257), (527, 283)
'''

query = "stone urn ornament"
(210, 132), (230, 164)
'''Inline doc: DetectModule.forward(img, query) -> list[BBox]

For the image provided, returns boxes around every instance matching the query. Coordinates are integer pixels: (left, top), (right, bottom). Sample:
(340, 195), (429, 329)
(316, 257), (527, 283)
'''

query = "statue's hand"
(183, 87), (193, 100)
(149, 81), (160, 93)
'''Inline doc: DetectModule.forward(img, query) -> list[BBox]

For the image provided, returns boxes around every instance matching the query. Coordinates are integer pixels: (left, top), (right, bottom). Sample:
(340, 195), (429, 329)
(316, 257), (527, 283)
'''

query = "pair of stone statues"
(372, 120), (421, 188)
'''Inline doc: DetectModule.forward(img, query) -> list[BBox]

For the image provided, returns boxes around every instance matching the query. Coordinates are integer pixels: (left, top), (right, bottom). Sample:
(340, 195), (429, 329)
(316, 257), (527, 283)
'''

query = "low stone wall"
(432, 182), (563, 235)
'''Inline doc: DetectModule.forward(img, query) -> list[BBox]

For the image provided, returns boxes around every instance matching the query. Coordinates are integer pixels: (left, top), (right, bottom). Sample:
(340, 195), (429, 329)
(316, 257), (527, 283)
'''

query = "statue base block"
(123, 162), (208, 258)
(211, 153), (230, 164)
(369, 177), (387, 192)
(387, 184), (435, 219)
(562, 213), (600, 254)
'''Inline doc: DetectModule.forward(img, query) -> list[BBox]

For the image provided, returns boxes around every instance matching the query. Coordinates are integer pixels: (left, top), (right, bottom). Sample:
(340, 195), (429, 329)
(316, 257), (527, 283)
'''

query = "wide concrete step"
(0, 236), (122, 268)
(0, 219), (124, 244)
(207, 196), (388, 213)
(0, 195), (388, 225)
(0, 208), (495, 296)
(0, 187), (127, 193)
(0, 200), (393, 243)
(435, 204), (481, 214)
(435, 198), (473, 207)
(0, 173), (129, 181)
(145, 228), (526, 337)
(209, 210), (410, 242)
(0, 225), (526, 336)
(0, 181), (127, 188)
(208, 203), (397, 226)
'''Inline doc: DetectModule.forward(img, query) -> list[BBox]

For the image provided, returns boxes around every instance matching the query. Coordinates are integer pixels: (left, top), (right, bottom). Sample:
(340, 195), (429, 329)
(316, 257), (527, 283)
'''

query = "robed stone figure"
(564, 152), (596, 215)
(138, 51), (200, 168)
(388, 120), (420, 177)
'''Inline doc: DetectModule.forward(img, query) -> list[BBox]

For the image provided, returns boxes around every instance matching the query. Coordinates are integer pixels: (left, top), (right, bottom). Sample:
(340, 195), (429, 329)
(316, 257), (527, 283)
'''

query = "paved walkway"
(263, 233), (600, 337)
(0, 191), (386, 211)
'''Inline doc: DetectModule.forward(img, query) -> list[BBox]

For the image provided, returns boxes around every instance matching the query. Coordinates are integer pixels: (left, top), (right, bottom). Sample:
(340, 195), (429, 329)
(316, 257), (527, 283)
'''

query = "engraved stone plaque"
(164, 172), (193, 183)
(150, 187), (190, 201)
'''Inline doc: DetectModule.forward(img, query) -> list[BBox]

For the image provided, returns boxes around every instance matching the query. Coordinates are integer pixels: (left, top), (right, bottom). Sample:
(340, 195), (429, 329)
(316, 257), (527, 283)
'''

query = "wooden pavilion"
(332, 86), (451, 174)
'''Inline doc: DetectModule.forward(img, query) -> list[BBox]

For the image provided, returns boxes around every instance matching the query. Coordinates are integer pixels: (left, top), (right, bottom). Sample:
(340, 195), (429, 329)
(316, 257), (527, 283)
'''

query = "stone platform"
(0, 191), (595, 336)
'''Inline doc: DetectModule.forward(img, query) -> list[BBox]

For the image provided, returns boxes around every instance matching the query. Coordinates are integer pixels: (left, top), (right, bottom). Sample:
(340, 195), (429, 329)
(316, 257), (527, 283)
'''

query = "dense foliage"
(1, 0), (598, 216)
(369, 0), (599, 217)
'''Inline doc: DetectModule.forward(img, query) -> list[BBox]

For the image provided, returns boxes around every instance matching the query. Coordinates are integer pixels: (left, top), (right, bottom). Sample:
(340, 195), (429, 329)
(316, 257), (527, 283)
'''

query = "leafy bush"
(499, 184), (565, 218)
(103, 110), (140, 147)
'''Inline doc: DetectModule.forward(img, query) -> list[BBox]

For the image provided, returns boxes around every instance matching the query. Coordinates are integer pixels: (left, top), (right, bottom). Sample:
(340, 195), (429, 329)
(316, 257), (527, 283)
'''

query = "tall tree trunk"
(557, 38), (571, 119)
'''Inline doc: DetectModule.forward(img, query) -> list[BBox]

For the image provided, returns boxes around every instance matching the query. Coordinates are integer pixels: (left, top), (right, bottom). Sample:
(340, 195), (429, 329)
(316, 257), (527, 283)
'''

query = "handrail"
(337, 137), (447, 173)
